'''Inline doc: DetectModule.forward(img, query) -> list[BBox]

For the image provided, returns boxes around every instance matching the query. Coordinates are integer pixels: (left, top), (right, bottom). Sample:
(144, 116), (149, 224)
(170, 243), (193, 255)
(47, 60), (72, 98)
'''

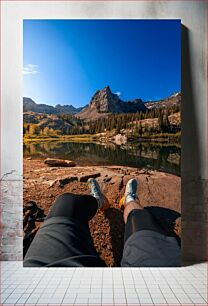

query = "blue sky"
(23, 20), (181, 107)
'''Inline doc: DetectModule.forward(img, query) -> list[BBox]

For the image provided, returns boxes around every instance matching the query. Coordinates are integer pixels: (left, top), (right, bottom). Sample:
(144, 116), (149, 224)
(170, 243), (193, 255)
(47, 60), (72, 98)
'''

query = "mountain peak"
(102, 85), (111, 92)
(76, 86), (147, 121)
(89, 85), (120, 113)
(23, 97), (36, 105)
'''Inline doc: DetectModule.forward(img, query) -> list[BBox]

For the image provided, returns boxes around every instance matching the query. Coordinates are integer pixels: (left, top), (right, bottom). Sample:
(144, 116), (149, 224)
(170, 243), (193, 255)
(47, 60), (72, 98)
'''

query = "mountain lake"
(24, 141), (181, 176)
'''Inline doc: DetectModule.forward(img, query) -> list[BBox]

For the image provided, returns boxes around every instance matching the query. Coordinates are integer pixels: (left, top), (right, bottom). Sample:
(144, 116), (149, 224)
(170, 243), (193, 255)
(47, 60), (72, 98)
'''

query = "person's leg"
(120, 179), (181, 267)
(24, 181), (109, 266)
(124, 204), (166, 242)
(46, 193), (98, 223)
(46, 178), (109, 223)
(122, 179), (166, 242)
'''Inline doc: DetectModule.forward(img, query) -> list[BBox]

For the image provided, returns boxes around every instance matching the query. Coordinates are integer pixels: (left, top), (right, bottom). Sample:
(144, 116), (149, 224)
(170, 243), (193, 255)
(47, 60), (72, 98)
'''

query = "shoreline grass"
(24, 131), (181, 145)
(23, 134), (98, 143)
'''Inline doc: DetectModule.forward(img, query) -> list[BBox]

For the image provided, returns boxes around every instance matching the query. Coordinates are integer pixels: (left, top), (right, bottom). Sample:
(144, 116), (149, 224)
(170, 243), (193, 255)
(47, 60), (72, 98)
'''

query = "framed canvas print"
(23, 19), (181, 267)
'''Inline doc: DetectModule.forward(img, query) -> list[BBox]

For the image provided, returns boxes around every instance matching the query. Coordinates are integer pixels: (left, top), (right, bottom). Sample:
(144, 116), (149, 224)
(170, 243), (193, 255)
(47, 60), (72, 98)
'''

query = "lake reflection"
(23, 141), (181, 176)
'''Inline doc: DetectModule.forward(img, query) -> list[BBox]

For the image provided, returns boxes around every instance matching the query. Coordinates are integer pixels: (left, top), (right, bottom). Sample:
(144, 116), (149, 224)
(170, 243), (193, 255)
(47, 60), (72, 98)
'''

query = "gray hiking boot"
(88, 178), (108, 209)
(124, 178), (138, 205)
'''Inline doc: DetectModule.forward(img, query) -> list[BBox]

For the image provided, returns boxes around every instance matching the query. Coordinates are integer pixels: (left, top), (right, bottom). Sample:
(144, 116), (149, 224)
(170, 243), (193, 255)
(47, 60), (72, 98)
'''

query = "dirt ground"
(23, 158), (181, 267)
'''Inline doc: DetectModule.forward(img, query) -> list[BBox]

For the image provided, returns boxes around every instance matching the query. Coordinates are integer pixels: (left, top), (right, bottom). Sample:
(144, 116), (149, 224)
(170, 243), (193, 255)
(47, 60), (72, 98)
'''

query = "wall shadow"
(181, 25), (207, 264)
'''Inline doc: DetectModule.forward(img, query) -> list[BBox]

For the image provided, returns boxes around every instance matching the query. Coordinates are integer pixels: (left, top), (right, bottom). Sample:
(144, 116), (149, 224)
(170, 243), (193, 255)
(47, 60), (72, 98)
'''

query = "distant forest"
(23, 103), (180, 139)
(70, 104), (180, 135)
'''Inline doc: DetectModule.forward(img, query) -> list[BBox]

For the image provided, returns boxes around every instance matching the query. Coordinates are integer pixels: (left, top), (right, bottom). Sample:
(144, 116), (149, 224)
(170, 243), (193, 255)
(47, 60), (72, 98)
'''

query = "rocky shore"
(23, 158), (181, 266)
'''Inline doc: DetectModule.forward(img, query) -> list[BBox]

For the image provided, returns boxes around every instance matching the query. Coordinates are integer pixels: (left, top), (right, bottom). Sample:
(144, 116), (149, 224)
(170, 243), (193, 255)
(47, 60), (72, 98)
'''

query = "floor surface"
(0, 262), (207, 305)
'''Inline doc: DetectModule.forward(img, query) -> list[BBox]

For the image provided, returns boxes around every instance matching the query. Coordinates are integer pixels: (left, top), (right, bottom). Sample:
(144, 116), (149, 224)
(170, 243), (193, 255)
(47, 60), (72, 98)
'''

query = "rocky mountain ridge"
(144, 92), (181, 110)
(23, 97), (85, 115)
(23, 88), (181, 122)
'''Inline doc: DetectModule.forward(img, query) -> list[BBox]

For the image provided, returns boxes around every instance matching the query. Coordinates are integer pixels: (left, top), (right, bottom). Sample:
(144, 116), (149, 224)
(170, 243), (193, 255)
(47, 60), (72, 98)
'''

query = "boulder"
(24, 201), (38, 215)
(48, 176), (78, 188)
(109, 175), (124, 191)
(114, 134), (127, 145)
(58, 176), (78, 188)
(103, 177), (112, 183)
(44, 158), (76, 167)
(174, 217), (181, 237)
(79, 172), (101, 182)
(25, 201), (37, 210)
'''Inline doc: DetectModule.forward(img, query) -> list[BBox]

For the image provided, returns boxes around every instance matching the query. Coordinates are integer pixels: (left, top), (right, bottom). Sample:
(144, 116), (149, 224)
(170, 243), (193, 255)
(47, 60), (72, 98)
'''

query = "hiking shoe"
(88, 178), (109, 210)
(119, 178), (138, 207)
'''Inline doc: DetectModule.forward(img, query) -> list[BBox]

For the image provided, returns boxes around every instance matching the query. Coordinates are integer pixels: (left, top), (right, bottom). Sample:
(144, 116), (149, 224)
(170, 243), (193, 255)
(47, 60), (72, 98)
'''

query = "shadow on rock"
(144, 206), (181, 245)
(23, 201), (46, 257)
(104, 208), (125, 266)
(105, 205), (181, 267)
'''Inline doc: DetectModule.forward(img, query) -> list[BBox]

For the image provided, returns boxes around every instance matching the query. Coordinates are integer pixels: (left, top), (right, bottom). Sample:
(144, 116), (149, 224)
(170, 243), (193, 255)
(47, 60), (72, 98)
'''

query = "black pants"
(124, 209), (169, 242)
(24, 193), (179, 267)
(46, 193), (98, 224)
(47, 193), (167, 243)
